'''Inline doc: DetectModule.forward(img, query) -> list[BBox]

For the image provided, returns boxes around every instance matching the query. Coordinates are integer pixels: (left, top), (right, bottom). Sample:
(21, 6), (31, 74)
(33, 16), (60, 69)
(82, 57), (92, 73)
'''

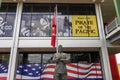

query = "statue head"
(58, 45), (63, 53)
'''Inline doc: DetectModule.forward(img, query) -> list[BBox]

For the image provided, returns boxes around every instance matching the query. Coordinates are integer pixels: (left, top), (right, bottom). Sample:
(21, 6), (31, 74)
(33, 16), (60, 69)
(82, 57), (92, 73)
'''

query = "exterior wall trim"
(95, 3), (112, 80)
(7, 2), (23, 80)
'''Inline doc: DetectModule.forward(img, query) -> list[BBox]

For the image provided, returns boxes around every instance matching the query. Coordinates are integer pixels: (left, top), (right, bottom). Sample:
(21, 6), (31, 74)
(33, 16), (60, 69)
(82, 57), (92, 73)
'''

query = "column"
(7, 2), (23, 80)
(95, 3), (112, 80)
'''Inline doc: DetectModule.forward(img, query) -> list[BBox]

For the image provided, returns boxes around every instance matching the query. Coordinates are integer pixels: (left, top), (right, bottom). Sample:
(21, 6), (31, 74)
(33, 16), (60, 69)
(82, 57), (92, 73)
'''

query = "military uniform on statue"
(52, 45), (70, 80)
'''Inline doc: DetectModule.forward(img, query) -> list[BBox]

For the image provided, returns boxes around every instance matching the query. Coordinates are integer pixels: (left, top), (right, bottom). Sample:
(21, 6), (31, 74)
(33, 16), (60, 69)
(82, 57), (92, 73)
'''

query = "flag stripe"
(67, 63), (100, 70)
(42, 71), (54, 75)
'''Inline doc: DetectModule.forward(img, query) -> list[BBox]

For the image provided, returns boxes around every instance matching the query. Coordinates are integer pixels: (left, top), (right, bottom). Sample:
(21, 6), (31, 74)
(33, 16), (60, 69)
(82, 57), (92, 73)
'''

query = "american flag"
(0, 63), (103, 80)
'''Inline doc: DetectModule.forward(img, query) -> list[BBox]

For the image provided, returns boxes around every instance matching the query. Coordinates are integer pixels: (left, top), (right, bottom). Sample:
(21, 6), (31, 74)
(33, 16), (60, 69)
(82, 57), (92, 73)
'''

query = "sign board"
(72, 15), (99, 37)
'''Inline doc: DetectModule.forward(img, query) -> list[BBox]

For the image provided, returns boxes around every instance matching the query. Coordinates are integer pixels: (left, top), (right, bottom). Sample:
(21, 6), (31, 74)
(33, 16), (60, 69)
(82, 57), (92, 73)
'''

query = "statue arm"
(52, 53), (61, 63)
(60, 54), (70, 63)
(61, 58), (70, 63)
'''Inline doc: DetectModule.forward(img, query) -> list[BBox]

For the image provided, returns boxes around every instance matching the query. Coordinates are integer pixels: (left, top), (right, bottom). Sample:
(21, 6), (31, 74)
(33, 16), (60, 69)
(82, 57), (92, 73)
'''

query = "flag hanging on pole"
(51, 6), (57, 47)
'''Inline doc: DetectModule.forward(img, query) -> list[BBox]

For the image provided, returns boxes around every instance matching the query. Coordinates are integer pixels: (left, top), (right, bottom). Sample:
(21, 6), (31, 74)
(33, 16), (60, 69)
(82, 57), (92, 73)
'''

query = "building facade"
(0, 0), (118, 80)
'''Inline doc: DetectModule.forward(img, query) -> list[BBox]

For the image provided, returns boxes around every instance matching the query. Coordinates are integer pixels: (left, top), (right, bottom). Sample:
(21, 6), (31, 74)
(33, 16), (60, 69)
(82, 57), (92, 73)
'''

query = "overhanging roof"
(2, 0), (104, 3)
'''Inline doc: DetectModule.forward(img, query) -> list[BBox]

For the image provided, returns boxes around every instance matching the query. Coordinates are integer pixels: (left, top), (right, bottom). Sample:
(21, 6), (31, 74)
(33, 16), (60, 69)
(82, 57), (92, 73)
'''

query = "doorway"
(16, 52), (103, 80)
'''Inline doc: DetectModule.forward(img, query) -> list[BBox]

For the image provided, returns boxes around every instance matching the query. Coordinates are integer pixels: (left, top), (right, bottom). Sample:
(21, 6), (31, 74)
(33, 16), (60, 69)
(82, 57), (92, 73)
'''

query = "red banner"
(109, 55), (120, 80)
(51, 7), (56, 47)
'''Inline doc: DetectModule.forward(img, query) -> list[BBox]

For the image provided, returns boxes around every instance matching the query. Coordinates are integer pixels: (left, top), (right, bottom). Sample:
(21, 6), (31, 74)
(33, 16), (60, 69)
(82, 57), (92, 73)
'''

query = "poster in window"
(57, 15), (72, 37)
(31, 14), (51, 37)
(72, 15), (99, 37)
(4, 14), (15, 37)
(0, 13), (15, 37)
(20, 13), (31, 37)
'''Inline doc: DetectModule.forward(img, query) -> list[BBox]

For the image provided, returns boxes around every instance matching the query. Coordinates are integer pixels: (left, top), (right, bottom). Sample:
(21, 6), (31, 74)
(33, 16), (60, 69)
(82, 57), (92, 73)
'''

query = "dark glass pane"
(86, 4), (96, 15)
(0, 53), (10, 64)
(0, 4), (8, 12)
(32, 4), (50, 12)
(22, 4), (32, 12)
(69, 4), (95, 15)
(70, 52), (100, 63)
(58, 4), (69, 15)
(7, 4), (17, 12)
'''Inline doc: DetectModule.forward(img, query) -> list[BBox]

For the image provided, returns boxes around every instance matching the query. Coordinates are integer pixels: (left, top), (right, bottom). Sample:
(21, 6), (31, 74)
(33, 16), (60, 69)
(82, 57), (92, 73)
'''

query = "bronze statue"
(52, 45), (70, 80)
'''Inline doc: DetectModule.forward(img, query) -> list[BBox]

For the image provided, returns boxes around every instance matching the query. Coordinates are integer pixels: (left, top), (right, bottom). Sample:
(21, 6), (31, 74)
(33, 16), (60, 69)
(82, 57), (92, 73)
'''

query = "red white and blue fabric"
(0, 63), (103, 80)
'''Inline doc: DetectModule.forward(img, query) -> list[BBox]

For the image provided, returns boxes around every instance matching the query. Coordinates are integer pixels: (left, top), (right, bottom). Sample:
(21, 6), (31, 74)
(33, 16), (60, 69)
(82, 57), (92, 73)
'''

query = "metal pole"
(56, 4), (59, 53)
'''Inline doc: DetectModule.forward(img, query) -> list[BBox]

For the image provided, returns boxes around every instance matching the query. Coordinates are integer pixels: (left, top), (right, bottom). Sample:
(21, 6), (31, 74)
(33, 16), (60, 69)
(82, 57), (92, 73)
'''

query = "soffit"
(101, 0), (116, 24)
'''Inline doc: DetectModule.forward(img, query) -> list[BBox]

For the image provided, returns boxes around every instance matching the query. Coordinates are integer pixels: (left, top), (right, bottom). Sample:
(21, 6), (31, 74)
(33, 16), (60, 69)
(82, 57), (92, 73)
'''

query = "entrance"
(16, 52), (103, 80)
(0, 52), (103, 80)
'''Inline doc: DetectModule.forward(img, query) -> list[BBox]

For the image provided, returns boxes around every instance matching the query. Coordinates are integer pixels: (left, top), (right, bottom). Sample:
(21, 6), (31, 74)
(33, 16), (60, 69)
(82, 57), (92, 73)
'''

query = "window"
(0, 3), (17, 37)
(20, 4), (51, 37)
(16, 52), (102, 80)
(69, 4), (95, 15)
(0, 53), (10, 78)
(0, 53), (10, 64)
(18, 53), (54, 64)
(20, 4), (97, 37)
(70, 52), (100, 63)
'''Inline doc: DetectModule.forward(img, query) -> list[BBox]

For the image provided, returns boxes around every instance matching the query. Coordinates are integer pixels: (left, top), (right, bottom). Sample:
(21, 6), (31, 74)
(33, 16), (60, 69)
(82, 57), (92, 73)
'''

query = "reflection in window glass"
(0, 3), (17, 37)
(0, 53), (10, 64)
(18, 53), (54, 64)
(43, 54), (53, 63)
(0, 53), (10, 79)
(18, 53), (41, 64)
(28, 54), (41, 63)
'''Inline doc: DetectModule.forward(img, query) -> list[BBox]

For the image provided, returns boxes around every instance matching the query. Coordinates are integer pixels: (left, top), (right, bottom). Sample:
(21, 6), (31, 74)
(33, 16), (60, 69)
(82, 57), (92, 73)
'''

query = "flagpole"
(56, 4), (59, 53)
